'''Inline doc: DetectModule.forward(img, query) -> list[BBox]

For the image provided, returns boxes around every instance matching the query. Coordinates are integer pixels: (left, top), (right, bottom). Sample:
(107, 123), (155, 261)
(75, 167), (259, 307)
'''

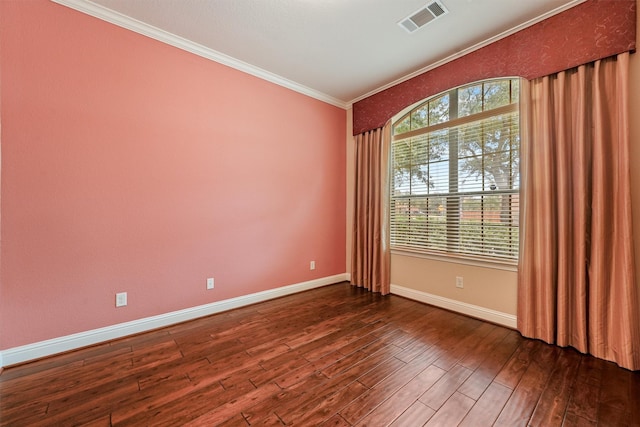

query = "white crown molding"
(50, 0), (349, 110)
(390, 284), (517, 329)
(349, 0), (587, 104)
(0, 274), (348, 367)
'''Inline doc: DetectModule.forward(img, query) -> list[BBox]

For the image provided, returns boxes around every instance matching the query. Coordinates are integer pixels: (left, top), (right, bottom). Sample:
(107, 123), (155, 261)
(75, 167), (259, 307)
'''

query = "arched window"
(390, 78), (520, 263)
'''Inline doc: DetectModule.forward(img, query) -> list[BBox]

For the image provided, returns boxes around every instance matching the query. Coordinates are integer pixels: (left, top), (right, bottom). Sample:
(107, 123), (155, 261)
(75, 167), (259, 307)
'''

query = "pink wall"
(0, 1), (346, 349)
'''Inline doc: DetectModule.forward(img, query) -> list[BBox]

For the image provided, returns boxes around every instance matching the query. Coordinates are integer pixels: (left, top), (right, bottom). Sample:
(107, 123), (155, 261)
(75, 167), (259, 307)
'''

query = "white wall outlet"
(455, 276), (464, 289)
(310, 261), (316, 270)
(207, 277), (215, 290)
(115, 292), (127, 307)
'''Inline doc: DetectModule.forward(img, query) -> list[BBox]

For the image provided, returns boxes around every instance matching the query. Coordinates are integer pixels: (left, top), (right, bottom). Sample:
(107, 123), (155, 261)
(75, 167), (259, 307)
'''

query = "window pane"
(393, 170), (411, 195)
(429, 160), (449, 194)
(427, 215), (447, 250)
(429, 196), (447, 217)
(390, 198), (410, 245)
(429, 93), (450, 125)
(394, 114), (410, 135)
(411, 105), (429, 130)
(484, 114), (515, 151)
(483, 80), (511, 110)
(483, 151), (512, 191)
(458, 194), (519, 258)
(429, 130), (449, 160)
(458, 158), (483, 192)
(410, 164), (430, 195)
(409, 198), (429, 247)
(392, 139), (411, 195)
(410, 135), (430, 161)
(458, 122), (483, 156)
(458, 84), (483, 117)
(393, 114), (411, 135)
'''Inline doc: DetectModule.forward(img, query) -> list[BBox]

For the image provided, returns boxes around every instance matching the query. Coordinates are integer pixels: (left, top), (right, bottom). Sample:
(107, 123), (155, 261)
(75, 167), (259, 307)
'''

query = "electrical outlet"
(310, 261), (316, 270)
(116, 292), (127, 307)
(455, 276), (464, 289)
(207, 277), (215, 290)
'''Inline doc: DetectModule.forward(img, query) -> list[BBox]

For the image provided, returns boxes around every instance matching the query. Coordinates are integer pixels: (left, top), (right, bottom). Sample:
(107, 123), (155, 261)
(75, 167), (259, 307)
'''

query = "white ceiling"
(62, 0), (584, 107)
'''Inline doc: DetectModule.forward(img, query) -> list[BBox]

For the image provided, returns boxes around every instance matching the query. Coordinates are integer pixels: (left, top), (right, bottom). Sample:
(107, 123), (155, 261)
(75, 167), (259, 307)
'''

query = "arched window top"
(393, 78), (520, 137)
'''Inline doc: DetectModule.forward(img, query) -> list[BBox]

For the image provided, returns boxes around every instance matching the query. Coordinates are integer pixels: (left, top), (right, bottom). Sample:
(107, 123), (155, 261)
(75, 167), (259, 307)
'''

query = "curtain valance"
(353, 0), (636, 135)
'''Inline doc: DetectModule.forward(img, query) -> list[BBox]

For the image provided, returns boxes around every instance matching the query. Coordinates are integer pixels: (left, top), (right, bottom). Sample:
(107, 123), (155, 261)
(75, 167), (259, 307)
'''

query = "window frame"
(389, 78), (521, 268)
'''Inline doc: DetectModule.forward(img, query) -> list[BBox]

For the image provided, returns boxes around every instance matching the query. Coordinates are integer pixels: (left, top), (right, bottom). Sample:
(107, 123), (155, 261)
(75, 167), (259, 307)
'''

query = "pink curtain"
(351, 122), (391, 295)
(518, 52), (640, 371)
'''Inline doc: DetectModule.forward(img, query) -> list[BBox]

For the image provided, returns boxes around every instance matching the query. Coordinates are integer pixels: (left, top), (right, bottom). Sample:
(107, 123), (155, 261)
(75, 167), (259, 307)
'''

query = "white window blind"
(390, 79), (520, 263)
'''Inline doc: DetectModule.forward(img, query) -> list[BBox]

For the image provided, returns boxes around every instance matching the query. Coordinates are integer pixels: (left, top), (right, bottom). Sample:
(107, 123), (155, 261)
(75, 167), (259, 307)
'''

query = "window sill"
(390, 248), (518, 272)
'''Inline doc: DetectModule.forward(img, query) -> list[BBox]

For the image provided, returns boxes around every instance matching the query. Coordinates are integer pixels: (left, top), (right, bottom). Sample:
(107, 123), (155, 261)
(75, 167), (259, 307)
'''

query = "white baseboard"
(390, 284), (517, 329)
(0, 274), (349, 367)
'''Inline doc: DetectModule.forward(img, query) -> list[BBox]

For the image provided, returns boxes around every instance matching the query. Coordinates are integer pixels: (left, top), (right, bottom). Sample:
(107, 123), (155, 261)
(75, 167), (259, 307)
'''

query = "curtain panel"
(518, 52), (640, 371)
(351, 123), (391, 295)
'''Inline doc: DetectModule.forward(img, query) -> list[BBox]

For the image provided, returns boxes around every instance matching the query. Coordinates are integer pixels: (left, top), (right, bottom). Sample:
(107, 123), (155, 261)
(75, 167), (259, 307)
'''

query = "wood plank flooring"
(1, 282), (639, 426)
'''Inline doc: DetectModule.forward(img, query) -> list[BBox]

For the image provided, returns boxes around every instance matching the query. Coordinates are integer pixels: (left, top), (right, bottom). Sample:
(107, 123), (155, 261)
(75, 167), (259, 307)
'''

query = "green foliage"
(394, 114), (411, 134)
(390, 210), (519, 259)
(428, 93), (450, 126)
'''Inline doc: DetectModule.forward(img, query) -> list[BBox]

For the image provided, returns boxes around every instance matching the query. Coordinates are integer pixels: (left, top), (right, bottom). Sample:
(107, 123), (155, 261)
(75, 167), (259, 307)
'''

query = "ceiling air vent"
(398, 1), (449, 34)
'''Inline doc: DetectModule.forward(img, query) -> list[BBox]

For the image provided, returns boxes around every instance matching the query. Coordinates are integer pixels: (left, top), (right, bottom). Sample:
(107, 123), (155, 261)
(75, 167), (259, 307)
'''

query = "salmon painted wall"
(0, 1), (346, 349)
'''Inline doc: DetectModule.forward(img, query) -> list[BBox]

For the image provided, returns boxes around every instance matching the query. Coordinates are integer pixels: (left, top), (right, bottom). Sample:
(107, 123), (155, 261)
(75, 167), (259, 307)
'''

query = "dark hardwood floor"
(1, 282), (639, 426)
